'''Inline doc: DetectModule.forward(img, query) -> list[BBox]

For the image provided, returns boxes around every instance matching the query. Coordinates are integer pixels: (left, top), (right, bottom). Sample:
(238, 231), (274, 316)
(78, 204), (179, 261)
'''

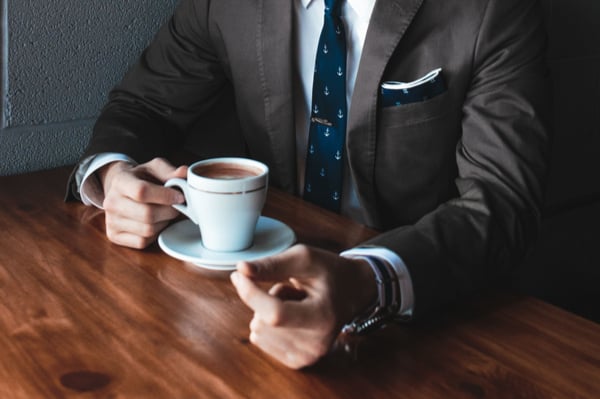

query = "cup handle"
(164, 178), (199, 225)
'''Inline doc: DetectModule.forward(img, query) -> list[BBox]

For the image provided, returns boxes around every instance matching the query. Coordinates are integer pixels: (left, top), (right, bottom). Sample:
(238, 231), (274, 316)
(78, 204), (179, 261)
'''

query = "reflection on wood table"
(0, 167), (598, 398)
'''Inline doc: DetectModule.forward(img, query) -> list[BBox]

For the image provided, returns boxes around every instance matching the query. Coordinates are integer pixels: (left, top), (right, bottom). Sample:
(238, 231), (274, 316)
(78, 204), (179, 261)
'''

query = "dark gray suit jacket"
(70, 0), (551, 317)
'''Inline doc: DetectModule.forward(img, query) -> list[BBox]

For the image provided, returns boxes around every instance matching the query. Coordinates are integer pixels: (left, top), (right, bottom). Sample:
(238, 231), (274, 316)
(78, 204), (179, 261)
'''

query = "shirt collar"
(301, 0), (376, 19)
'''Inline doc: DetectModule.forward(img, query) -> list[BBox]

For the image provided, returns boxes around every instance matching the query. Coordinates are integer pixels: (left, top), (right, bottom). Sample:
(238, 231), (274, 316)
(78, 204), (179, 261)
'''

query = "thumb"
(237, 244), (317, 282)
(139, 158), (183, 184)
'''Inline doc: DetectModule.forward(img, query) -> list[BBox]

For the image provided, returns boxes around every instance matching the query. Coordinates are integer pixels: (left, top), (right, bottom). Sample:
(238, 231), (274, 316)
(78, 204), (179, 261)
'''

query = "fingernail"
(174, 193), (185, 204)
(230, 271), (239, 284)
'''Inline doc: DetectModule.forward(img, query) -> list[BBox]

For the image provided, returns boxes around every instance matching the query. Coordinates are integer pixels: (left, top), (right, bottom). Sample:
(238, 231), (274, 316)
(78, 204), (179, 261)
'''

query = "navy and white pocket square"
(380, 68), (446, 107)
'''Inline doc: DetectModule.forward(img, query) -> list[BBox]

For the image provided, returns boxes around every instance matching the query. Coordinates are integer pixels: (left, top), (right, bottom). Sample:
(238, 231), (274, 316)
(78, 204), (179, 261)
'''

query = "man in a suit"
(69, 0), (550, 368)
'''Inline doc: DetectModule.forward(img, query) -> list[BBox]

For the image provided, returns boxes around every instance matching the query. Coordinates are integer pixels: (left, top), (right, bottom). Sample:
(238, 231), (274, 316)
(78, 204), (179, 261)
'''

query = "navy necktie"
(303, 0), (347, 212)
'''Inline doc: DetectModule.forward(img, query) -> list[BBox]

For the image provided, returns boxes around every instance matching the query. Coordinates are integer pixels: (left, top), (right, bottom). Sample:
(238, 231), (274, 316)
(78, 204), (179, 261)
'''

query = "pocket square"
(380, 68), (446, 107)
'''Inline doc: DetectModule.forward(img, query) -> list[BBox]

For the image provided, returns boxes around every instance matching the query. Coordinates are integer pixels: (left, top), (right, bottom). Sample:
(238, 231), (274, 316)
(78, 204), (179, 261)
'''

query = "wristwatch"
(341, 255), (400, 335)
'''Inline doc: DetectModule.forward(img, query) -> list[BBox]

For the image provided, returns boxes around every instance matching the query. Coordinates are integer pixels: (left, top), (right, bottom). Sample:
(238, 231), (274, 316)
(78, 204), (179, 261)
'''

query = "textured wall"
(0, 0), (178, 175)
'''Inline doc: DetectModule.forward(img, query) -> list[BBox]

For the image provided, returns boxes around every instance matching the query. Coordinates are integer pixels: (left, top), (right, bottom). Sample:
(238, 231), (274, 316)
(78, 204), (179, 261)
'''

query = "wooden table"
(1, 167), (599, 398)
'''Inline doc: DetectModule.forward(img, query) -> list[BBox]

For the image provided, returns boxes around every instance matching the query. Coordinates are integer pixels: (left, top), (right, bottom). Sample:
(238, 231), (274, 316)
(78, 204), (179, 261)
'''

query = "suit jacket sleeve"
(66, 0), (242, 199)
(365, 0), (551, 317)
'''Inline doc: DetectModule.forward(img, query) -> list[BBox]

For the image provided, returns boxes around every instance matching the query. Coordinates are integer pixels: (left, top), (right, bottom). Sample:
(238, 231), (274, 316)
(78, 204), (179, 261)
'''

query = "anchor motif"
(337, 66), (343, 77)
(309, 144), (315, 154)
(336, 25), (342, 35)
(334, 150), (342, 160)
(324, 86), (330, 96)
(332, 192), (340, 201)
(337, 109), (344, 119)
(320, 168), (326, 177)
(323, 44), (329, 54)
(306, 183), (312, 193)
(324, 127), (331, 137)
(313, 104), (319, 114)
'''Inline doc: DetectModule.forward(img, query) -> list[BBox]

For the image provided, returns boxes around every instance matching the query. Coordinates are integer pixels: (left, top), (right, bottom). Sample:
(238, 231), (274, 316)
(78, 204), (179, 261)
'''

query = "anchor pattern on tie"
(304, 0), (347, 212)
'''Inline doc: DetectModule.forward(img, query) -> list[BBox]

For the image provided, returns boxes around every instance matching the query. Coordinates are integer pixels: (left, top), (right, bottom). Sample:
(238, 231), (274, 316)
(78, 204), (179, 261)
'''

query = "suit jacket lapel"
(347, 0), (424, 226)
(256, 0), (297, 192)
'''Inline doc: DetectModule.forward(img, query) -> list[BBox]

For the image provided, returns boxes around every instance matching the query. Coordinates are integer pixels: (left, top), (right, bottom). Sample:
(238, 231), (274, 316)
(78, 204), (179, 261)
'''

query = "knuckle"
(131, 236), (149, 249)
(146, 157), (172, 174)
(249, 331), (259, 345)
(139, 240), (151, 249)
(293, 244), (314, 263)
(139, 207), (154, 224)
(140, 224), (157, 238)
(149, 157), (167, 167)
(105, 229), (118, 243)
(294, 244), (310, 256)
(249, 317), (261, 332)
(288, 353), (311, 370)
(131, 184), (149, 201)
(102, 195), (117, 212)
(266, 303), (285, 327)
(286, 359), (302, 370)
(267, 313), (282, 327)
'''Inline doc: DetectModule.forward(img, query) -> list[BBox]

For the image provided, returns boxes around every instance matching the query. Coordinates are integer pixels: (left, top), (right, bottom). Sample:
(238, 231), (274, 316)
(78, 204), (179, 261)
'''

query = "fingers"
(231, 271), (283, 322)
(105, 222), (170, 249)
(137, 157), (187, 184)
(268, 282), (307, 301)
(237, 245), (321, 282)
(104, 194), (181, 223)
(101, 158), (187, 249)
(110, 169), (184, 206)
(231, 272), (315, 328)
(248, 317), (329, 369)
(231, 245), (357, 368)
(238, 287), (332, 370)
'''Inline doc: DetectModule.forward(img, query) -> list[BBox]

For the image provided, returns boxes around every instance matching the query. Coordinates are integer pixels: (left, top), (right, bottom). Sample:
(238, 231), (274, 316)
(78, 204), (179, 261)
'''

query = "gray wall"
(0, 0), (178, 175)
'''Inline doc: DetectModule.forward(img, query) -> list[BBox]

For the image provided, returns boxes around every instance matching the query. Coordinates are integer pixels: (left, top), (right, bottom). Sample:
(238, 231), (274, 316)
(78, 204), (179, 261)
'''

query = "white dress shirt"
(293, 0), (374, 223)
(295, 0), (413, 317)
(77, 0), (414, 318)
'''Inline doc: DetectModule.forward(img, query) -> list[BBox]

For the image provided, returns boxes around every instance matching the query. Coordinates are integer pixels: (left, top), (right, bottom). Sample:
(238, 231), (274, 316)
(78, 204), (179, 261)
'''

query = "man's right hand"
(99, 157), (187, 249)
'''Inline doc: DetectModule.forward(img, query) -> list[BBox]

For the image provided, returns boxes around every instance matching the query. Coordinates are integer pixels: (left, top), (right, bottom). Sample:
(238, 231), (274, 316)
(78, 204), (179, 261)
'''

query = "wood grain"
(0, 167), (598, 398)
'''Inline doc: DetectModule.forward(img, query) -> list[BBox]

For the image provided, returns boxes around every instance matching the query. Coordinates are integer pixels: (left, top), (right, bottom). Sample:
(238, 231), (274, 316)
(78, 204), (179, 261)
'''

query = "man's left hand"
(230, 244), (376, 369)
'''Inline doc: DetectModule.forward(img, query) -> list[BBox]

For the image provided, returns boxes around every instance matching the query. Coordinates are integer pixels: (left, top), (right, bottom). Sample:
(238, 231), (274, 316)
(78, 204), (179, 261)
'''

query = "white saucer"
(158, 216), (296, 271)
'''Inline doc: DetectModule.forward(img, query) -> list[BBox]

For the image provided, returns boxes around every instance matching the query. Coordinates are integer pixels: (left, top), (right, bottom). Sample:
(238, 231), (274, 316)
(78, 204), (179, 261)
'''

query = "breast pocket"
(379, 90), (450, 128)
(375, 90), (459, 224)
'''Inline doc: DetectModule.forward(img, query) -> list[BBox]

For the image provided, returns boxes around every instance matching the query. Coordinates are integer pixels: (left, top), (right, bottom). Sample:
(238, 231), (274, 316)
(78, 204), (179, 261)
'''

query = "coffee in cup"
(164, 157), (268, 252)
(191, 162), (264, 180)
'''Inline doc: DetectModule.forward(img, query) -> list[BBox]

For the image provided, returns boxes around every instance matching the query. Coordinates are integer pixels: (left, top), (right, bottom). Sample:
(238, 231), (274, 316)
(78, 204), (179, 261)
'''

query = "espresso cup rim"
(187, 157), (268, 193)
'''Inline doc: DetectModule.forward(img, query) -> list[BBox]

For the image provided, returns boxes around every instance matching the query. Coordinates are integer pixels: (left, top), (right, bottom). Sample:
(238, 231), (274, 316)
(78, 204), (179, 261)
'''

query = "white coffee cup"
(164, 157), (269, 252)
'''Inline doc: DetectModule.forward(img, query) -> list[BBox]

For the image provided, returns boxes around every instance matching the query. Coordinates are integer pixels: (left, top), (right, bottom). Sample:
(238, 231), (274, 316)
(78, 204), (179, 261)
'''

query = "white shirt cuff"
(341, 246), (414, 318)
(77, 153), (136, 208)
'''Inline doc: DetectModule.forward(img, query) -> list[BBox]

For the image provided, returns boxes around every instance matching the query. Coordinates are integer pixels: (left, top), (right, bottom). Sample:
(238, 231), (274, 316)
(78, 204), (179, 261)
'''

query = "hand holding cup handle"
(163, 158), (269, 252)
(164, 178), (199, 224)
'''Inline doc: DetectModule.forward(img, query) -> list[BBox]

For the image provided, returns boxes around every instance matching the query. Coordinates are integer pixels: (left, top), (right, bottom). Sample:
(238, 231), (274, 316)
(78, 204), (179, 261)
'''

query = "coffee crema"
(192, 162), (263, 180)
